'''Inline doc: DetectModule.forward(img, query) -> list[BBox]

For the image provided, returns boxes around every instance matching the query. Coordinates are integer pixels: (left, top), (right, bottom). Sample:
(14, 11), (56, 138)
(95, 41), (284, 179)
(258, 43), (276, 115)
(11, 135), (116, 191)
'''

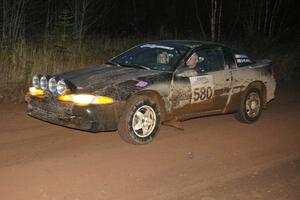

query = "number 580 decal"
(190, 75), (214, 103)
(193, 86), (213, 102)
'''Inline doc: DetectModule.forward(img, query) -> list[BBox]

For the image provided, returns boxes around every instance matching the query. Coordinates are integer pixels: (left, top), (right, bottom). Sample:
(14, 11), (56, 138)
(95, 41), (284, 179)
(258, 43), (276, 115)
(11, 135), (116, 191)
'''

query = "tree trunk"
(194, 0), (206, 39)
(211, 0), (217, 41)
(263, 0), (271, 35)
(1, 0), (25, 46)
(229, 0), (240, 38)
(217, 0), (223, 41)
(268, 0), (282, 37)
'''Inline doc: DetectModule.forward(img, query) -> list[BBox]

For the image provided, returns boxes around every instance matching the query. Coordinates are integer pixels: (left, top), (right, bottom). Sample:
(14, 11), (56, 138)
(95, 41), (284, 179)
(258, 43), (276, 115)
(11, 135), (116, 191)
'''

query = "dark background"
(1, 0), (299, 41)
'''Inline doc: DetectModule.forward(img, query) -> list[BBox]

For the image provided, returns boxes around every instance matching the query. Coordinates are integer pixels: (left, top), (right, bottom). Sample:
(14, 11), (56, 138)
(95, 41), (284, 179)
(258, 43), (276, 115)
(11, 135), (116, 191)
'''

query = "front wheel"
(235, 87), (263, 123)
(117, 96), (161, 144)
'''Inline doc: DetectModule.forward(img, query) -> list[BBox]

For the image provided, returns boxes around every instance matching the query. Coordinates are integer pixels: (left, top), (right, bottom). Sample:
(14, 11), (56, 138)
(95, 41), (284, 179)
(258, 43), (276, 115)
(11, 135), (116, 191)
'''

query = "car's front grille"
(30, 96), (73, 116)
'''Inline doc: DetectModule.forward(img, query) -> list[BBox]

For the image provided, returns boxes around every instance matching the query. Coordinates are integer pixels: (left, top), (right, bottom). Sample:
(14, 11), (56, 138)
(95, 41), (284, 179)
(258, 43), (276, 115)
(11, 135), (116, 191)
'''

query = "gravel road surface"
(0, 81), (299, 200)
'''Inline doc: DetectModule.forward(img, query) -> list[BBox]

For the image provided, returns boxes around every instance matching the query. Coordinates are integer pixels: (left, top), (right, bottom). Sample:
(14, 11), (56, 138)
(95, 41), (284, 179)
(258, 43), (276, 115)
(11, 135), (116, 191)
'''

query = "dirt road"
(1, 81), (300, 200)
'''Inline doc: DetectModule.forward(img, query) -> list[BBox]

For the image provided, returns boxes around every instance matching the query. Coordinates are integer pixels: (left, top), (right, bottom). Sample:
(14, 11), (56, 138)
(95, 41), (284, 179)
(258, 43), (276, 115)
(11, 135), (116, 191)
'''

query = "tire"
(235, 87), (263, 123)
(117, 95), (161, 145)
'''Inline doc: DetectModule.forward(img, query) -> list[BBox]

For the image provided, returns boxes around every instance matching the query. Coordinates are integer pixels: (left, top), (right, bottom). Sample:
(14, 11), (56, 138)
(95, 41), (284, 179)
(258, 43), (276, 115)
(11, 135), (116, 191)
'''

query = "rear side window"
(222, 47), (236, 69)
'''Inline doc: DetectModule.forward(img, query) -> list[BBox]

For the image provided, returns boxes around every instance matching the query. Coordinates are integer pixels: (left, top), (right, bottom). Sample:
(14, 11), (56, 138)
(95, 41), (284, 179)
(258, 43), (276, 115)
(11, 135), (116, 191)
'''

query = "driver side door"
(169, 47), (232, 116)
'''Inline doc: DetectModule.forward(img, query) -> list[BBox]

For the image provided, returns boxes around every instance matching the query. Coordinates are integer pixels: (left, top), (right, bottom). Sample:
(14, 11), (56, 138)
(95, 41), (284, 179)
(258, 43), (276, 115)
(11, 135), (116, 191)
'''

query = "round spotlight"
(48, 77), (57, 93)
(57, 80), (67, 95)
(40, 76), (48, 90)
(32, 75), (40, 88)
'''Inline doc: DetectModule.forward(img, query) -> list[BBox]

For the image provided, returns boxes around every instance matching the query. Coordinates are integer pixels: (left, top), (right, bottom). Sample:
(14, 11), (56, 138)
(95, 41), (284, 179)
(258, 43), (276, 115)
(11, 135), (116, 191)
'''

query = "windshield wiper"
(120, 63), (151, 70)
(105, 61), (121, 66)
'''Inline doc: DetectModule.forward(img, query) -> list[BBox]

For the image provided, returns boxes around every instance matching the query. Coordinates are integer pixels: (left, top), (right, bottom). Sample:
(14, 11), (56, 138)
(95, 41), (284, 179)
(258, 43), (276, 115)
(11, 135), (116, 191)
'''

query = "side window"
(223, 47), (236, 69)
(194, 47), (225, 73)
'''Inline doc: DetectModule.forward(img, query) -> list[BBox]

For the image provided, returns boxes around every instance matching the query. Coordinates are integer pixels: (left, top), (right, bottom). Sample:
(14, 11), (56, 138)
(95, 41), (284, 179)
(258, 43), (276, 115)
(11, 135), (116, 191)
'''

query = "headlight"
(57, 80), (67, 95)
(72, 94), (95, 105)
(58, 94), (114, 106)
(29, 87), (45, 96)
(48, 77), (57, 93)
(32, 75), (39, 88)
(40, 76), (48, 90)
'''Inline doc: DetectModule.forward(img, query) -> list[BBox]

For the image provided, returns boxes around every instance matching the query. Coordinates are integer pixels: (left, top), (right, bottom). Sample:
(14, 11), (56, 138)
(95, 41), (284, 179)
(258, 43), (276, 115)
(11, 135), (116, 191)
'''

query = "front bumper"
(26, 95), (123, 132)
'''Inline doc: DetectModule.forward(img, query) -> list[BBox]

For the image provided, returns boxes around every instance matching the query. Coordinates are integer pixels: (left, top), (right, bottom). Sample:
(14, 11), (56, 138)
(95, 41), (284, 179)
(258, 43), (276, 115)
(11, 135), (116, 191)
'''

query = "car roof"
(146, 40), (223, 49)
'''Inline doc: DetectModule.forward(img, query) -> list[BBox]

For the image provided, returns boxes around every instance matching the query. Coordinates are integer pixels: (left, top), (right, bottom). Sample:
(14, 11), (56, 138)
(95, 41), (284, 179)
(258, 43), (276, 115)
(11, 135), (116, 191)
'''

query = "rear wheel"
(235, 87), (262, 123)
(118, 96), (160, 144)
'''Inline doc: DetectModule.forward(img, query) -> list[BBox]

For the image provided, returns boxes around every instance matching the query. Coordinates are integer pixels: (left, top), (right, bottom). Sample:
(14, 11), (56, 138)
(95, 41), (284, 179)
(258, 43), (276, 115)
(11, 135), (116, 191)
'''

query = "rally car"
(25, 40), (276, 144)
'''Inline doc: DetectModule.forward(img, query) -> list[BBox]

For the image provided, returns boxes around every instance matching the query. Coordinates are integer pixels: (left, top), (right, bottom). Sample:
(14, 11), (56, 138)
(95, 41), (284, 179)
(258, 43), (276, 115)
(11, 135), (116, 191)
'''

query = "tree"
(194, 0), (207, 39)
(243, 0), (285, 38)
(52, 8), (74, 52)
(1, 0), (26, 47)
(210, 0), (223, 41)
(72, 0), (113, 48)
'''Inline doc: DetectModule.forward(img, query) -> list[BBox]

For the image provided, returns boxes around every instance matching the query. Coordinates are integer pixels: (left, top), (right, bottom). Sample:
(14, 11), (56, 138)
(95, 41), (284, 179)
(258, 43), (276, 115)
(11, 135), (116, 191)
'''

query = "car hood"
(59, 64), (169, 94)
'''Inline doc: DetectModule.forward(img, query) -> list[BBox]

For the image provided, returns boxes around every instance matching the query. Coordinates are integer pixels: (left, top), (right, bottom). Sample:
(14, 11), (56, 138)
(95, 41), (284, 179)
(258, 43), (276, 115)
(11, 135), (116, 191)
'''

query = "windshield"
(111, 43), (189, 71)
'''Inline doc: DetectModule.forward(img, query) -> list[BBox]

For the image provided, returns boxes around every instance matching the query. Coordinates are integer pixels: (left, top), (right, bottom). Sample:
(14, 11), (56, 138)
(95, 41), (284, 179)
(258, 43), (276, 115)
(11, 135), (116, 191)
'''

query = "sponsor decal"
(234, 54), (248, 59)
(236, 58), (251, 63)
(234, 54), (251, 63)
(189, 75), (214, 103)
(135, 81), (149, 88)
(140, 44), (174, 50)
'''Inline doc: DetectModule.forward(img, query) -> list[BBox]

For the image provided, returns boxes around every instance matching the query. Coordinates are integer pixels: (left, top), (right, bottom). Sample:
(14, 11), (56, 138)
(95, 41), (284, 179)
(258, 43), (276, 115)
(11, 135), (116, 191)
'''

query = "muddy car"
(25, 40), (276, 144)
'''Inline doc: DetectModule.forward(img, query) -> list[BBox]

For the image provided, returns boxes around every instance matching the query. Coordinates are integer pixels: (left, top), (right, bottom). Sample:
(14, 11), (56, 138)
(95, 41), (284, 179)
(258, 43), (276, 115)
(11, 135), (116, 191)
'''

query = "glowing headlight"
(29, 87), (45, 96)
(57, 80), (67, 95)
(94, 96), (114, 104)
(48, 77), (57, 93)
(40, 76), (48, 90)
(32, 75), (39, 88)
(58, 94), (114, 105)
(72, 94), (95, 105)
